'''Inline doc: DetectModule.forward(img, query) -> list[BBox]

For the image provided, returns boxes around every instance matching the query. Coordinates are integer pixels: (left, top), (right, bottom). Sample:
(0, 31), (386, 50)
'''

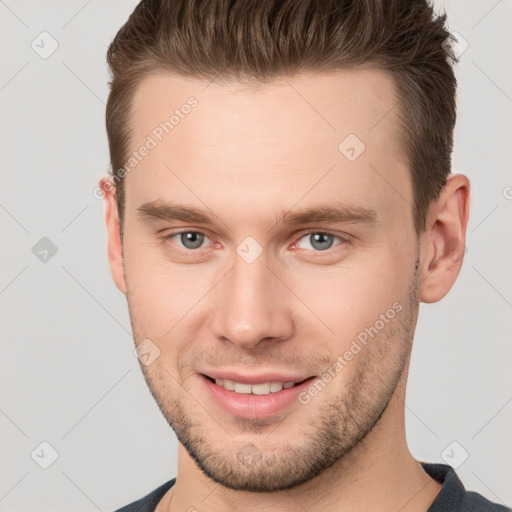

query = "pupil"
(182, 232), (204, 249)
(311, 233), (333, 250)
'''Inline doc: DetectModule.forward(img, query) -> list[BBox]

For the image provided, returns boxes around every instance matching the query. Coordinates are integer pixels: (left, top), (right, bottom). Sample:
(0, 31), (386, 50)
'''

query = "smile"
(205, 375), (308, 395)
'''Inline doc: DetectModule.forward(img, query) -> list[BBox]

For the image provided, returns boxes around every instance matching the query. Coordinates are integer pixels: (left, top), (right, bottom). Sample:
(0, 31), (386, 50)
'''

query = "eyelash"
(161, 230), (347, 254)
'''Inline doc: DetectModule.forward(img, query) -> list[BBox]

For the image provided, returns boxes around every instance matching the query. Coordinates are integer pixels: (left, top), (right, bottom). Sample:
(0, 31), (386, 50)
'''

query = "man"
(99, 0), (509, 511)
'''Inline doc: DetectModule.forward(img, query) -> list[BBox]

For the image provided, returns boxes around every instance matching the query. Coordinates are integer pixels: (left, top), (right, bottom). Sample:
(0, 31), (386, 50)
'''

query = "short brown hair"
(105, 0), (458, 236)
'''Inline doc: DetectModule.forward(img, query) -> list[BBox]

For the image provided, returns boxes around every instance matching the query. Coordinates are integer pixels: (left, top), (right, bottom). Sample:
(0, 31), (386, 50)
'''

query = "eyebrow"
(136, 200), (378, 229)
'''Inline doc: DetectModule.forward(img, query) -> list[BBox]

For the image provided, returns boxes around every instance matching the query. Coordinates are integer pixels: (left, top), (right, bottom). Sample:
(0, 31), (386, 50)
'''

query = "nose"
(211, 251), (295, 350)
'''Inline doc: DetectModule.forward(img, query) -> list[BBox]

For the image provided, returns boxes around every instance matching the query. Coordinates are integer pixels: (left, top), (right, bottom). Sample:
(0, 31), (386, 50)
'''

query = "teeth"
(270, 382), (283, 392)
(234, 382), (252, 394)
(252, 383), (271, 395)
(222, 378), (235, 391)
(213, 378), (297, 395)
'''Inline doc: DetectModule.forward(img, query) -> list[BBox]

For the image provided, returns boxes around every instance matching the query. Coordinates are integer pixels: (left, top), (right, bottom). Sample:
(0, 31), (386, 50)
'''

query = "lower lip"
(200, 374), (316, 419)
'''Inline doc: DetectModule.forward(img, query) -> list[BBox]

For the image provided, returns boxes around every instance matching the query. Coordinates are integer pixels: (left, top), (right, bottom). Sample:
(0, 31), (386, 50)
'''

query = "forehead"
(130, 68), (400, 146)
(125, 69), (411, 229)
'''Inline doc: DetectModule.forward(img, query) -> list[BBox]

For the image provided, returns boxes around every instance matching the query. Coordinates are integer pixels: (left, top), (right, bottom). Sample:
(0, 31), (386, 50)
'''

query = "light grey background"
(1, 1), (511, 511)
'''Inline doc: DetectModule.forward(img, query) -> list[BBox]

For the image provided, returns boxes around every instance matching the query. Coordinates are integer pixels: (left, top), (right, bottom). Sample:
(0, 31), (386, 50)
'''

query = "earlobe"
(99, 175), (127, 295)
(418, 174), (470, 303)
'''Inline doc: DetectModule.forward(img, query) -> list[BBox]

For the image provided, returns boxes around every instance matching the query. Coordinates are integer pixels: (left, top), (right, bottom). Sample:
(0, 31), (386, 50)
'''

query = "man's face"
(119, 69), (421, 491)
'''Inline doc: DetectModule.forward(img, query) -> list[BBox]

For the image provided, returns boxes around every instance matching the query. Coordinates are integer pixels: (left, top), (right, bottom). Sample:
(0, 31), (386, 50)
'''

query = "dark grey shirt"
(113, 462), (510, 511)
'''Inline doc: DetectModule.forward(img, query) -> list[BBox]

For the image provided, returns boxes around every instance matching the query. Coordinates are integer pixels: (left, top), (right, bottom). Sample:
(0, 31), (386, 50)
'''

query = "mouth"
(200, 372), (317, 419)
(201, 374), (311, 395)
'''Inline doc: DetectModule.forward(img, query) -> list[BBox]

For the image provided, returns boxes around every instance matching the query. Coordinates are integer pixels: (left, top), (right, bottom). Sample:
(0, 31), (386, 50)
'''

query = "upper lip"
(200, 370), (314, 385)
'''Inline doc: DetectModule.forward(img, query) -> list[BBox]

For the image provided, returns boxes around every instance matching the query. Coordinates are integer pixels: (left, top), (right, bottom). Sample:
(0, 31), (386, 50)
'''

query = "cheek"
(123, 239), (215, 338)
(288, 253), (410, 349)
(123, 227), (415, 353)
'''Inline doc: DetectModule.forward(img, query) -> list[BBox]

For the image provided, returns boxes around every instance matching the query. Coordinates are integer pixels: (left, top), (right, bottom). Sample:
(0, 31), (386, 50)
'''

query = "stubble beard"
(129, 262), (421, 492)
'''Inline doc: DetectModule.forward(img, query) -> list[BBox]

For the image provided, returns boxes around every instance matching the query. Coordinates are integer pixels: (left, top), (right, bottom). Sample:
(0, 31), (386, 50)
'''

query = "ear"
(99, 175), (127, 295)
(418, 173), (470, 303)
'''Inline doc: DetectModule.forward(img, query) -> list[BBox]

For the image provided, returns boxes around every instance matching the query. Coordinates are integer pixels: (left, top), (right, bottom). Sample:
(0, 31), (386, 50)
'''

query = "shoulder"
(461, 490), (511, 512)
(420, 462), (510, 512)
(113, 478), (176, 512)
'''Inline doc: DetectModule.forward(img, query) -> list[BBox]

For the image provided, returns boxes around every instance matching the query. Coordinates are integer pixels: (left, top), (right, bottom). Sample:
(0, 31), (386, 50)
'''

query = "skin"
(100, 69), (470, 512)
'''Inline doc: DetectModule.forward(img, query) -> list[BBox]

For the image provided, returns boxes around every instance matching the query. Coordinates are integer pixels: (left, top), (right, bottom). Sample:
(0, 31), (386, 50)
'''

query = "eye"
(166, 231), (210, 250)
(162, 230), (346, 254)
(295, 232), (344, 251)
